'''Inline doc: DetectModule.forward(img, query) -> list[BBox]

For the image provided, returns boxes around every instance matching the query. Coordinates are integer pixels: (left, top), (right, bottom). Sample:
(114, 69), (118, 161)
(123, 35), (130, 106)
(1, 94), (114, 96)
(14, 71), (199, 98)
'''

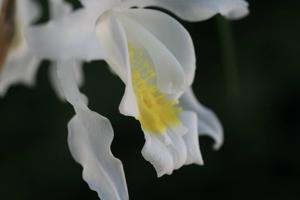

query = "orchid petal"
(68, 111), (129, 200)
(142, 133), (174, 177)
(122, 8), (196, 86)
(181, 111), (203, 165)
(95, 14), (139, 117)
(96, 13), (129, 83)
(180, 87), (224, 149)
(123, 0), (249, 22)
(117, 13), (186, 95)
(56, 60), (129, 200)
(141, 111), (203, 177)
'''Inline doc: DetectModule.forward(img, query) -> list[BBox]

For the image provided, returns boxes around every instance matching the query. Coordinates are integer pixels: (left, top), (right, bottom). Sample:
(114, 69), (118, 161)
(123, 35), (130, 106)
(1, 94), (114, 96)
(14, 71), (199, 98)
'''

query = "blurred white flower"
(0, 0), (79, 97)
(0, 0), (40, 95)
(26, 0), (249, 199)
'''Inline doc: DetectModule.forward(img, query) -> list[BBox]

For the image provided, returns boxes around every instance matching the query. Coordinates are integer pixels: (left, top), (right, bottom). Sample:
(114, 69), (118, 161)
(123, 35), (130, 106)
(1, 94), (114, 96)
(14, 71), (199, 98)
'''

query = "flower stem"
(216, 16), (240, 100)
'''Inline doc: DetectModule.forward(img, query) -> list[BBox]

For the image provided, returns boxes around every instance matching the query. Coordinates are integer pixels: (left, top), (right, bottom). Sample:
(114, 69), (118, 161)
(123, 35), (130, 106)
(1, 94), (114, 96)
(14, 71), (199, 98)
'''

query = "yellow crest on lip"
(129, 44), (182, 134)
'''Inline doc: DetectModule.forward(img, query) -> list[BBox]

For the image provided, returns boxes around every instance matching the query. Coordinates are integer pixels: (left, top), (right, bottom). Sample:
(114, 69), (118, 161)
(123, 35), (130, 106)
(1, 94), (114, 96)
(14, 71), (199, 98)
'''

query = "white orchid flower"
(26, 0), (249, 199)
(0, 0), (80, 97)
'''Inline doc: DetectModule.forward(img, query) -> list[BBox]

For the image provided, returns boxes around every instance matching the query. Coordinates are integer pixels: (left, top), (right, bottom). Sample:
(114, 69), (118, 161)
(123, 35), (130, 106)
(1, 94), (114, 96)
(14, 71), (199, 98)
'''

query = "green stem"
(216, 16), (240, 100)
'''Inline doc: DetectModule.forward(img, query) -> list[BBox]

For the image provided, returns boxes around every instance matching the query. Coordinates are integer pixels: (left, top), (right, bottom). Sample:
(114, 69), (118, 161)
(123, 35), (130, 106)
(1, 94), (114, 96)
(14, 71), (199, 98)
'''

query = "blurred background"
(0, 0), (299, 199)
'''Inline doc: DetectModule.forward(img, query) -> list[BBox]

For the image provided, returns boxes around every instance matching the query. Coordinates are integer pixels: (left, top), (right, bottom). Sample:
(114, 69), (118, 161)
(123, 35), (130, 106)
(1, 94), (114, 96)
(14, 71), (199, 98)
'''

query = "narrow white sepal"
(123, 0), (249, 22)
(56, 61), (129, 200)
(68, 109), (129, 200)
(180, 87), (224, 150)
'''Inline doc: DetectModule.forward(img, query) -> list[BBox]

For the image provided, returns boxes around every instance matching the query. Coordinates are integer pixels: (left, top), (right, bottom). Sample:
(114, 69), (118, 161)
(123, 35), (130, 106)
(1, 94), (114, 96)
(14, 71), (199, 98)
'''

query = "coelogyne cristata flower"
(26, 0), (249, 199)
(0, 0), (81, 97)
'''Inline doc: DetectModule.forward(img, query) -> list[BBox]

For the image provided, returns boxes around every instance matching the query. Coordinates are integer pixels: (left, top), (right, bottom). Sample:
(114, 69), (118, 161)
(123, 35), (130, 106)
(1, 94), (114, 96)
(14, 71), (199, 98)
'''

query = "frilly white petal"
(142, 111), (203, 177)
(26, 9), (105, 61)
(142, 133), (174, 177)
(68, 110), (129, 200)
(181, 111), (204, 165)
(122, 9), (196, 86)
(56, 61), (128, 200)
(180, 87), (224, 150)
(123, 0), (249, 22)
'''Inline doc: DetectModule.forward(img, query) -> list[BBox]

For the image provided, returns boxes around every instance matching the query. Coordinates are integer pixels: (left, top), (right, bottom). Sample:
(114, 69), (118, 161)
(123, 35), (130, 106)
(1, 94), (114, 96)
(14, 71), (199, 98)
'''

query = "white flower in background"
(0, 0), (40, 95)
(0, 0), (80, 97)
(27, 0), (249, 199)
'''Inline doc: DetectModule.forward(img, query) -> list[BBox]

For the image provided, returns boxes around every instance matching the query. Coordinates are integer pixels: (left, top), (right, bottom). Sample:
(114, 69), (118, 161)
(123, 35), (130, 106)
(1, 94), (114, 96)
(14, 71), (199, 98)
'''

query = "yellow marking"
(129, 44), (181, 134)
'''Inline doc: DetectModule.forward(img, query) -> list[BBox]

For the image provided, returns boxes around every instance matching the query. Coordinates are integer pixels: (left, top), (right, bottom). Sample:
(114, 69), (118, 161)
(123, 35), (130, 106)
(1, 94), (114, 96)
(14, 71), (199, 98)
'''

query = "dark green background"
(1, 0), (299, 199)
